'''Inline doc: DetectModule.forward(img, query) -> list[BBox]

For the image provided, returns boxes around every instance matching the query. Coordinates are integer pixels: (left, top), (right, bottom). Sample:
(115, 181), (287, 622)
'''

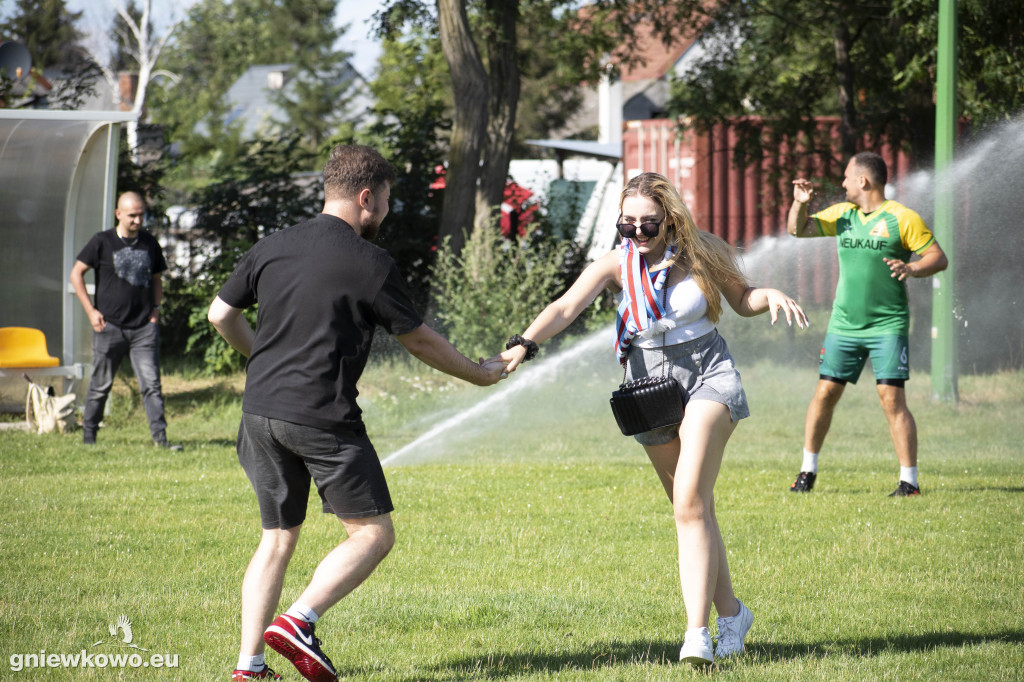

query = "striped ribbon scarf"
(614, 240), (676, 364)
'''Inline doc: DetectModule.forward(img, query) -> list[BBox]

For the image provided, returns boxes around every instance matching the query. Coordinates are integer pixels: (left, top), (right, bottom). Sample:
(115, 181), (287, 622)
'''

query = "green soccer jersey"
(811, 200), (936, 336)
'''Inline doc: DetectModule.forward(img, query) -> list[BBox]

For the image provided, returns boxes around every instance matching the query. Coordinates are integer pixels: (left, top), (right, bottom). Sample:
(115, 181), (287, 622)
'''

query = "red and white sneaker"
(264, 614), (338, 682)
(231, 666), (281, 680)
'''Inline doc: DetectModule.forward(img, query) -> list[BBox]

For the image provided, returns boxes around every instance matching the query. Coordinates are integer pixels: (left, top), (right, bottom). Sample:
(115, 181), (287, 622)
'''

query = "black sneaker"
(888, 480), (921, 497)
(790, 471), (816, 492)
(153, 432), (184, 451)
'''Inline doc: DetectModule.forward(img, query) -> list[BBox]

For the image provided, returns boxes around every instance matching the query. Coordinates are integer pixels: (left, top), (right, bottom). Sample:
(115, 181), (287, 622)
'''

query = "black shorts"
(237, 412), (394, 529)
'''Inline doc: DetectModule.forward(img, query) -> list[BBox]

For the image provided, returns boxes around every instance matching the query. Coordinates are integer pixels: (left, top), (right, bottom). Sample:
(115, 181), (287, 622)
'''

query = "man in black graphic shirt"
(70, 191), (180, 449)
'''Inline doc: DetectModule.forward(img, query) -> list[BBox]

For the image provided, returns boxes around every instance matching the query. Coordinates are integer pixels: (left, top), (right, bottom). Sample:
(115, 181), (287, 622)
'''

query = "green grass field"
(1, 337), (1022, 680)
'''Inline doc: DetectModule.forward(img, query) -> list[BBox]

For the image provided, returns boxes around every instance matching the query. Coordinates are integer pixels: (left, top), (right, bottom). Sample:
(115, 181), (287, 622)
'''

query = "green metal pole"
(931, 0), (958, 402)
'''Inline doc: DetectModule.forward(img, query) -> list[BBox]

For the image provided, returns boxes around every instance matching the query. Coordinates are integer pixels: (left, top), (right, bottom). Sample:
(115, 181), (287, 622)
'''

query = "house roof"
(221, 64), (295, 136)
(616, 21), (698, 82)
(213, 61), (372, 138)
(571, 3), (708, 84)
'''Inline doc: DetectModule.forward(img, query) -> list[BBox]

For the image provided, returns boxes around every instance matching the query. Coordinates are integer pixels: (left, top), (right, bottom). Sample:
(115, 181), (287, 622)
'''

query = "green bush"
(432, 222), (584, 361)
(169, 136), (321, 373)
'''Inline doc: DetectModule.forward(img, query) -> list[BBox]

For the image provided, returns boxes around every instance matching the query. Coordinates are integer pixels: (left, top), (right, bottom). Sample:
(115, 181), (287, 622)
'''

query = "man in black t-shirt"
(208, 145), (507, 682)
(70, 191), (180, 449)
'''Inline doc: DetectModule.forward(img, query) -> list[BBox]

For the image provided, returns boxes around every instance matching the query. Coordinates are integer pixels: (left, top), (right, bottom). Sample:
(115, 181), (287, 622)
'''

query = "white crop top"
(625, 274), (717, 348)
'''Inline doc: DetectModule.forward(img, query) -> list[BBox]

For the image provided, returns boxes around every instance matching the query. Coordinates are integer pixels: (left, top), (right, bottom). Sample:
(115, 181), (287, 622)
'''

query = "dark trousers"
(83, 322), (167, 439)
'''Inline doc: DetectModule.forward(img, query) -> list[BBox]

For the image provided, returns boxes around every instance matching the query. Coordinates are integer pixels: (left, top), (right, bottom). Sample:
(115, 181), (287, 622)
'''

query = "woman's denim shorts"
(624, 329), (750, 446)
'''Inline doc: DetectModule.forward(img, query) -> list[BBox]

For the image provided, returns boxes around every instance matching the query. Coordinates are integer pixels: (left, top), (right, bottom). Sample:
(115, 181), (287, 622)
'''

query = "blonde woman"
(502, 172), (809, 666)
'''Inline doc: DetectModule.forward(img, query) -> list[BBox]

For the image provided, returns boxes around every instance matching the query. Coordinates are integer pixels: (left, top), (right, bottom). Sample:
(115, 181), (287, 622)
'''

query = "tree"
(108, 0), (146, 73)
(376, 1), (720, 256)
(86, 0), (178, 155)
(147, 0), (283, 188)
(0, 0), (99, 109)
(350, 24), (452, 307)
(907, 0), (1024, 130)
(0, 0), (85, 68)
(172, 135), (321, 372)
(511, 6), (587, 156)
(666, 0), (1024, 169)
(270, 0), (356, 152)
(377, 0), (708, 257)
(435, 0), (492, 255)
(666, 0), (921, 162)
(149, 0), (361, 195)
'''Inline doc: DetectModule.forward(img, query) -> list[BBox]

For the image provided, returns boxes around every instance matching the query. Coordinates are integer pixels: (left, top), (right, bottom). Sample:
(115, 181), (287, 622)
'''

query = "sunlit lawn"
(1, 328), (1022, 680)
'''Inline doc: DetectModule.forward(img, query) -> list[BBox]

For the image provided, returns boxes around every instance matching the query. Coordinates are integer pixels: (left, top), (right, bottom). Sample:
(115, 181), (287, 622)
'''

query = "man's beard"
(363, 221), (381, 242)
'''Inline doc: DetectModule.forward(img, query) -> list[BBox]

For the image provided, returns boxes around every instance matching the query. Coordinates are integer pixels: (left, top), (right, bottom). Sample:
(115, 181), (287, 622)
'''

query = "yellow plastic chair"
(0, 327), (60, 368)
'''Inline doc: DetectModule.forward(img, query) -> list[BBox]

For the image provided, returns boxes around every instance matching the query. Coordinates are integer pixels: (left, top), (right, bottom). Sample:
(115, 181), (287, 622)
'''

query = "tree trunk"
(832, 18), (858, 160)
(475, 0), (521, 236)
(437, 0), (490, 256)
(108, 0), (175, 164)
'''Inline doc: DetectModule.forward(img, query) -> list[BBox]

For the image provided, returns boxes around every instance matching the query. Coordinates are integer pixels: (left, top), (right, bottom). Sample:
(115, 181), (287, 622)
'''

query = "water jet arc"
(381, 329), (610, 467)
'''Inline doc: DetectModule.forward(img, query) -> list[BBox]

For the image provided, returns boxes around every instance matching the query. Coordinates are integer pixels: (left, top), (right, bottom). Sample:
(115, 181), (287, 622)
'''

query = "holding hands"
(478, 355), (510, 385)
(500, 344), (528, 375)
(500, 334), (539, 375)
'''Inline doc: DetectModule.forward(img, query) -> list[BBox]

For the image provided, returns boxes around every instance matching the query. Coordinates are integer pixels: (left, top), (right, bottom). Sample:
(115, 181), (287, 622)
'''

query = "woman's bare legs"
(644, 400), (739, 628)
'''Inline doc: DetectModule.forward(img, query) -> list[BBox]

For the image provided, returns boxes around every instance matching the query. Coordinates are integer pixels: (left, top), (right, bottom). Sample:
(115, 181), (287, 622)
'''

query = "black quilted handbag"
(610, 331), (685, 436)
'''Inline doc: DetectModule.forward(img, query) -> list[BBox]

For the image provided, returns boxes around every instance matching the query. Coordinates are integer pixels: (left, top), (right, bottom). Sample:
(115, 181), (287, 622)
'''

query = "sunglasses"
(616, 218), (664, 239)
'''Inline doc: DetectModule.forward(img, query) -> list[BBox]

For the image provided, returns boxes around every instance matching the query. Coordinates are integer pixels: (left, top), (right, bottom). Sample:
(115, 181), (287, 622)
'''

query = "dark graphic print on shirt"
(114, 247), (153, 287)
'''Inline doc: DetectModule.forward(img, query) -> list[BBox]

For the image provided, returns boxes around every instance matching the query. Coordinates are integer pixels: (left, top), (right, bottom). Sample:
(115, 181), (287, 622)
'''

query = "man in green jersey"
(786, 152), (947, 497)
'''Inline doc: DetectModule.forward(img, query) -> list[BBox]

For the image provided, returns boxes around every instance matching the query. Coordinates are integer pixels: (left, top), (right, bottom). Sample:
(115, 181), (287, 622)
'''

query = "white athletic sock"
(236, 653), (264, 672)
(900, 466), (918, 488)
(801, 449), (819, 474)
(286, 602), (319, 624)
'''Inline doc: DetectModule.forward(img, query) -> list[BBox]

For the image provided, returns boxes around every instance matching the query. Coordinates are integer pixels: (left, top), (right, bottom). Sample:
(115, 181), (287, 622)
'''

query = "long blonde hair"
(620, 172), (747, 323)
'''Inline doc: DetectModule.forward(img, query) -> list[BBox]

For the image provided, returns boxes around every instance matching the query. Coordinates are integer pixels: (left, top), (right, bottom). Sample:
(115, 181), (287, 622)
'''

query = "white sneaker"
(679, 627), (713, 666)
(715, 599), (753, 659)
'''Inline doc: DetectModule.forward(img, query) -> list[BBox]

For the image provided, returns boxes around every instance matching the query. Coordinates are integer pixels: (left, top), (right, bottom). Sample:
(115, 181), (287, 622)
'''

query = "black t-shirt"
(75, 229), (168, 329)
(217, 214), (423, 431)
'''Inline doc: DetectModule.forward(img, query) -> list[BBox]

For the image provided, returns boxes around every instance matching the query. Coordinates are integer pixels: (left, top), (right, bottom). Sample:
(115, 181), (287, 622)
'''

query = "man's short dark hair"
(323, 145), (397, 200)
(852, 152), (888, 188)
